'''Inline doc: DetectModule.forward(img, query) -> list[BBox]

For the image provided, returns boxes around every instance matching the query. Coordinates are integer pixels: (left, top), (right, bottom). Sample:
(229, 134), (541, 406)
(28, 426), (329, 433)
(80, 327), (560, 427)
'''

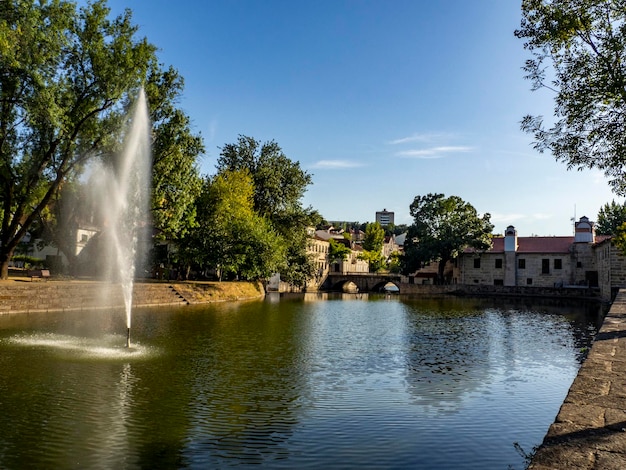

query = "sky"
(100, 0), (621, 236)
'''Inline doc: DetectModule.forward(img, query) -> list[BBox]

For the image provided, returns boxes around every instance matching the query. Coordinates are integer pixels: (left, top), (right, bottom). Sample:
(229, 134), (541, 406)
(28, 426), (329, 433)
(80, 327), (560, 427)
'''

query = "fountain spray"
(91, 89), (151, 348)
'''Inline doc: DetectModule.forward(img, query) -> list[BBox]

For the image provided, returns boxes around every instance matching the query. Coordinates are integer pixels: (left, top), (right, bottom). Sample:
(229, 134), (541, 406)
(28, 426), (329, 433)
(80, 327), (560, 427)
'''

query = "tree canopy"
(0, 0), (203, 278)
(183, 170), (285, 281)
(515, 0), (626, 194)
(360, 222), (385, 272)
(214, 135), (317, 286)
(402, 193), (493, 283)
(328, 238), (351, 263)
(597, 200), (626, 235)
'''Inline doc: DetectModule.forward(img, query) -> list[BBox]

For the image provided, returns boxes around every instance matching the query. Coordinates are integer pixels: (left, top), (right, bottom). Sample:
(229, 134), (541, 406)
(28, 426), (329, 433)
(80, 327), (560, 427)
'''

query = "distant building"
(375, 209), (394, 226)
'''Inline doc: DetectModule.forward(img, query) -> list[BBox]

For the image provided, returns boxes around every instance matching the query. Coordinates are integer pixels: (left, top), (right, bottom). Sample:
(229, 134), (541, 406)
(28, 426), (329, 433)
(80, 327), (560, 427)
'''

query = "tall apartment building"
(375, 209), (394, 226)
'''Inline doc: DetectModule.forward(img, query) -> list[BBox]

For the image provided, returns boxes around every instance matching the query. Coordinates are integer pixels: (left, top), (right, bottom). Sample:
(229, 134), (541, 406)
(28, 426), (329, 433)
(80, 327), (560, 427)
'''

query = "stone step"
(0, 282), (188, 313)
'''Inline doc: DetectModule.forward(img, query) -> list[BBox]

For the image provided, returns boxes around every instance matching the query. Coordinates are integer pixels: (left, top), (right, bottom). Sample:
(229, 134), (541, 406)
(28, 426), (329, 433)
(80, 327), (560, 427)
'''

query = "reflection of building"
(375, 209), (394, 226)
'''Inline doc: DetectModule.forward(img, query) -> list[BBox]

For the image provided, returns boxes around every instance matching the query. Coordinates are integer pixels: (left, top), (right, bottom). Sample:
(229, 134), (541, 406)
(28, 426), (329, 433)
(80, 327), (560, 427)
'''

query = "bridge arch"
(370, 281), (401, 293)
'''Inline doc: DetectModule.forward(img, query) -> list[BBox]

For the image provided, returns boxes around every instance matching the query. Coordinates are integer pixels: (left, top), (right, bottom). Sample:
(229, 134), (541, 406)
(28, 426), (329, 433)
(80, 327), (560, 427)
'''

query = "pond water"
(0, 293), (603, 469)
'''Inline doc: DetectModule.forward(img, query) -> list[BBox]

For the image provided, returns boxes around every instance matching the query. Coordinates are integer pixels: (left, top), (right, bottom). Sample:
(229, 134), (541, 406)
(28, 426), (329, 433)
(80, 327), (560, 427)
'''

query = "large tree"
(597, 200), (626, 235)
(402, 193), (493, 284)
(216, 135), (317, 286)
(0, 1), (203, 279)
(0, 0), (150, 278)
(183, 170), (285, 281)
(146, 67), (203, 242)
(515, 0), (626, 194)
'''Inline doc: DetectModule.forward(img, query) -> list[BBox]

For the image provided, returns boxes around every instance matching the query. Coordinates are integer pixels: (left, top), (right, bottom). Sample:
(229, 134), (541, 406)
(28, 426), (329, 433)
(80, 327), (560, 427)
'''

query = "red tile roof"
(465, 235), (612, 254)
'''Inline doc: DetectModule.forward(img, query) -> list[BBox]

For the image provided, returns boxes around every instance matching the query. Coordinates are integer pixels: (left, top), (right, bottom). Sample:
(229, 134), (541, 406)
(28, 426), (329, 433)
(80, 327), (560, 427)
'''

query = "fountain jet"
(89, 89), (151, 348)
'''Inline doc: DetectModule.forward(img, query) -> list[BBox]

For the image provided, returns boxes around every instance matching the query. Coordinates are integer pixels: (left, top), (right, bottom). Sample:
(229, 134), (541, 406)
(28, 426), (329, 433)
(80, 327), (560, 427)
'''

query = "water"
(85, 89), (151, 344)
(0, 294), (601, 469)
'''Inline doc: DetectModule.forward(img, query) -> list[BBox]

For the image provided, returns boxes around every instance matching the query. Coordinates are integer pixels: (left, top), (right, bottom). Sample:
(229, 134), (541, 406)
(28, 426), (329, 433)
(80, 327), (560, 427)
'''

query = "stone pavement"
(529, 290), (626, 469)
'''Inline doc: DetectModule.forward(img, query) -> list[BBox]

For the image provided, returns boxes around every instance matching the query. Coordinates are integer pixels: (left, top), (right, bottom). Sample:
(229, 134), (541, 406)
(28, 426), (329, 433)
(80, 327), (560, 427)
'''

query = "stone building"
(459, 216), (626, 301)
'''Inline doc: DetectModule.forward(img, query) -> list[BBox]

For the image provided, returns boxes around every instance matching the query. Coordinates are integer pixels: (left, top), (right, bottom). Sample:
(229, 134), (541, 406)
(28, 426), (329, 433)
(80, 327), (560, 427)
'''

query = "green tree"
(358, 249), (385, 273)
(216, 135), (316, 285)
(515, 0), (626, 194)
(362, 222), (385, 252)
(597, 200), (626, 235)
(402, 193), (493, 284)
(184, 170), (285, 281)
(328, 238), (351, 263)
(147, 67), (204, 242)
(0, 0), (168, 278)
(217, 135), (312, 219)
(361, 222), (386, 272)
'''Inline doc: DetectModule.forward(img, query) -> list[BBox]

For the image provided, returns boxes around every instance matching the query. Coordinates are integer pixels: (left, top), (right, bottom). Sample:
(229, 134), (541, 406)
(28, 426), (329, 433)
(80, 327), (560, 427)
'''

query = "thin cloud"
(491, 213), (525, 224)
(311, 160), (365, 169)
(492, 212), (552, 224)
(396, 146), (473, 158)
(388, 133), (450, 145)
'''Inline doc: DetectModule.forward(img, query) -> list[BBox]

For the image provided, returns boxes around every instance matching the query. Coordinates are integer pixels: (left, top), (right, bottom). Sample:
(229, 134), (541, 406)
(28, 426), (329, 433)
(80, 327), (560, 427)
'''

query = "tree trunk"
(0, 246), (14, 280)
(437, 258), (447, 285)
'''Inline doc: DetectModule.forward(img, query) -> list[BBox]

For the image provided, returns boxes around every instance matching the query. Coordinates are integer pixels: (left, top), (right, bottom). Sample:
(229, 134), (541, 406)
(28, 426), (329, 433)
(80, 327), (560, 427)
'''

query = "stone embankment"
(529, 290), (626, 469)
(0, 279), (264, 314)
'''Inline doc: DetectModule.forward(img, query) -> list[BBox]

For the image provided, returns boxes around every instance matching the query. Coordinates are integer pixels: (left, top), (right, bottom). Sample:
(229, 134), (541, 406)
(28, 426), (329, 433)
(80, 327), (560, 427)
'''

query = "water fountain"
(89, 89), (151, 348)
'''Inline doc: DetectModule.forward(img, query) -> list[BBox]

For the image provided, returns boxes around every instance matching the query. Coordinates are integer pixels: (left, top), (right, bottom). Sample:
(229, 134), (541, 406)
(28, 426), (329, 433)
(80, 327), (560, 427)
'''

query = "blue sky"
(102, 0), (620, 236)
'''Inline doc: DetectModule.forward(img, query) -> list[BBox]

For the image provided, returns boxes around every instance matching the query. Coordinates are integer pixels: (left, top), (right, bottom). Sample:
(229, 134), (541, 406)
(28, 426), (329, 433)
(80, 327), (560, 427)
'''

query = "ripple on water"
(5, 333), (159, 360)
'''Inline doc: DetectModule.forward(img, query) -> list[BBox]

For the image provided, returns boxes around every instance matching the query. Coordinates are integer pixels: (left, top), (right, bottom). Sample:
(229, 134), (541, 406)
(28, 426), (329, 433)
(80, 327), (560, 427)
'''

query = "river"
(0, 293), (603, 469)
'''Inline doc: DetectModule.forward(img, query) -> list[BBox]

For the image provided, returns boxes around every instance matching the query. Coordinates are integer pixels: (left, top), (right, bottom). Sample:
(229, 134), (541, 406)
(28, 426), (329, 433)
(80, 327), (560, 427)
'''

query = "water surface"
(0, 294), (601, 469)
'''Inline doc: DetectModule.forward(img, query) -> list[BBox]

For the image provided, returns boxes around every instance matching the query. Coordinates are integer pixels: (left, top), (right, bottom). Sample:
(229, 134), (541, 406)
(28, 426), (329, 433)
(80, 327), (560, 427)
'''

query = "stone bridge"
(323, 272), (401, 293)
(321, 272), (441, 294)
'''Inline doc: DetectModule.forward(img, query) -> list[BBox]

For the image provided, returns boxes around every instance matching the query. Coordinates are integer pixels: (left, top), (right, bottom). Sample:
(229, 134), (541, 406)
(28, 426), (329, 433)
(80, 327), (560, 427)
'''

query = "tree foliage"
(362, 222), (385, 252)
(215, 135), (316, 285)
(515, 0), (626, 194)
(217, 135), (312, 220)
(361, 222), (386, 272)
(183, 170), (285, 280)
(0, 0), (202, 278)
(328, 238), (351, 262)
(597, 200), (626, 235)
(402, 193), (493, 283)
(147, 68), (203, 242)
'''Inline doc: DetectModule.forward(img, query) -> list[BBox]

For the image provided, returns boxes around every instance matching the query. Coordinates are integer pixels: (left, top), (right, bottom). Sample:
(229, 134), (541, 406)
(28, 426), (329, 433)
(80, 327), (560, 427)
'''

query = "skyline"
(101, 0), (621, 236)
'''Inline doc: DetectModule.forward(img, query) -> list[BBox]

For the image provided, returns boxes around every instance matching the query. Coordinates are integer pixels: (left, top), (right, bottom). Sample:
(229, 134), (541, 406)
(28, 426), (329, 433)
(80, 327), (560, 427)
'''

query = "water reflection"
(0, 295), (602, 469)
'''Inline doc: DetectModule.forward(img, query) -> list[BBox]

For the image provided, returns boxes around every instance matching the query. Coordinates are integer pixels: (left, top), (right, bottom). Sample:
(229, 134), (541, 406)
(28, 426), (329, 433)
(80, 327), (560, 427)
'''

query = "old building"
(457, 216), (626, 301)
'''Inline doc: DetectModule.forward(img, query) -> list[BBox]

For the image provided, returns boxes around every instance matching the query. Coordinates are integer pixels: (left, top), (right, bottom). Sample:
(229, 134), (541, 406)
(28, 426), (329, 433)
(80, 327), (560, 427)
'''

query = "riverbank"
(0, 278), (264, 314)
(529, 289), (626, 469)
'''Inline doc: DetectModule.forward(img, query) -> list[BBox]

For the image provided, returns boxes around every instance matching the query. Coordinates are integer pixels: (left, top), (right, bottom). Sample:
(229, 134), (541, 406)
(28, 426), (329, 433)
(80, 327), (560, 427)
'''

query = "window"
(577, 261), (582, 268)
(473, 258), (481, 269)
(495, 259), (503, 269)
(554, 259), (562, 270)
(494, 279), (504, 286)
(527, 278), (533, 285)
(518, 258), (526, 269)
(542, 259), (550, 274)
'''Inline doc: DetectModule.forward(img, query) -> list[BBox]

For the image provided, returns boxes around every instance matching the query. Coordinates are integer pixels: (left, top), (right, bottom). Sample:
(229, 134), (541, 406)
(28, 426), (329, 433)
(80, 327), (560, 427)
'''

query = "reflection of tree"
(400, 297), (603, 413)
(402, 298), (490, 412)
(179, 300), (307, 466)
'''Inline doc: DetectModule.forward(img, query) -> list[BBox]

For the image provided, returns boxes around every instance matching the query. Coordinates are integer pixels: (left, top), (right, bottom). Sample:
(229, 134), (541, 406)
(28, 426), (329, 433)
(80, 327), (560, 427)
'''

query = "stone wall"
(529, 289), (626, 469)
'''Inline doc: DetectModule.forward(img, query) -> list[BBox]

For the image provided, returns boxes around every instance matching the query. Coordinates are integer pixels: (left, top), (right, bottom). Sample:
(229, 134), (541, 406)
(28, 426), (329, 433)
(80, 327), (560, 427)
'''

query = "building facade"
(456, 216), (626, 301)
(375, 209), (394, 226)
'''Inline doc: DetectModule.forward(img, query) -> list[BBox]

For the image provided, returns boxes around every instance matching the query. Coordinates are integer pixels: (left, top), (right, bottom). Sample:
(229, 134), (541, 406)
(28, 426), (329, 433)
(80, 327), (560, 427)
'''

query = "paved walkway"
(529, 290), (626, 469)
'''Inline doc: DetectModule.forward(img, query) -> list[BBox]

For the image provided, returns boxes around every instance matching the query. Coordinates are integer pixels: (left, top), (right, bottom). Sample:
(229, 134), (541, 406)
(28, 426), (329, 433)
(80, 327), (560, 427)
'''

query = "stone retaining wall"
(0, 281), (189, 313)
(529, 290), (626, 469)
